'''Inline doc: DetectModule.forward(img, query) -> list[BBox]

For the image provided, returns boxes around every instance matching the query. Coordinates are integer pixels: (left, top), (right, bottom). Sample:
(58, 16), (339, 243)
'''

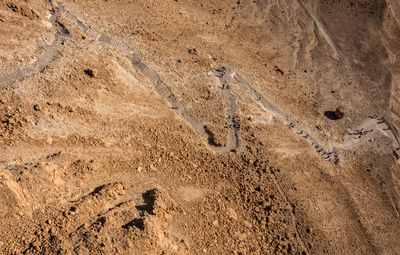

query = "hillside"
(0, 0), (400, 254)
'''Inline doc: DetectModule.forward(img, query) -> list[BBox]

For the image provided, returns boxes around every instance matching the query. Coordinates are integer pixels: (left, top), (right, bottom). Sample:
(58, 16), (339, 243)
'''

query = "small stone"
(77, 30), (87, 40)
(31, 8), (40, 19)
(0, 14), (9, 22)
(33, 104), (40, 111)
(137, 166), (142, 173)
(187, 48), (197, 55)
(182, 239), (190, 249)
(227, 207), (238, 220)
(243, 220), (252, 228)
(84, 68), (98, 78)
(238, 232), (247, 241)
(212, 220), (219, 226)
(334, 106), (344, 120)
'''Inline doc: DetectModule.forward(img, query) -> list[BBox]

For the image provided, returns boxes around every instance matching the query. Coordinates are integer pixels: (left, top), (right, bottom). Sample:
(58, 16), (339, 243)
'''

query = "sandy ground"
(0, 0), (400, 254)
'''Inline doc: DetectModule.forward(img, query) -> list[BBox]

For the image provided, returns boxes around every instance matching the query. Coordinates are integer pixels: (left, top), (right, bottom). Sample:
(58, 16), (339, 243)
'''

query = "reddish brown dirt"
(1, 0), (400, 254)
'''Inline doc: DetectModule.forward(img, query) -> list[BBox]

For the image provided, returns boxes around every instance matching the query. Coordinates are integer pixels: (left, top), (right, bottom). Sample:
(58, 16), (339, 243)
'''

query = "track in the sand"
(298, 0), (400, 161)
(1, 3), (398, 253)
(55, 4), (342, 162)
(0, 15), (69, 87)
(58, 4), (240, 155)
(1, 3), (399, 163)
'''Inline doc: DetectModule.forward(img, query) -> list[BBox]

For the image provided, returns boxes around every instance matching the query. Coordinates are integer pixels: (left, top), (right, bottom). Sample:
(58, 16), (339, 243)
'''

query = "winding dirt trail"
(297, 0), (359, 84)
(297, 0), (400, 160)
(58, 4), (400, 163)
(55, 5), (343, 162)
(0, 12), (68, 87)
(0, 2), (399, 253)
(0, 2), (399, 164)
(58, 4), (241, 155)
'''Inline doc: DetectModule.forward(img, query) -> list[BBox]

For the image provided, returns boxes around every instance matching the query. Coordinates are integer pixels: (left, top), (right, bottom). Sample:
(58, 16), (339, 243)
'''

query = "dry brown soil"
(1, 0), (400, 254)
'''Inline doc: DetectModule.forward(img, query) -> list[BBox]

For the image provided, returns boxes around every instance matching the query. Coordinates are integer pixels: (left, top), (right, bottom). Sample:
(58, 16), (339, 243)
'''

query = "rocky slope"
(0, 0), (399, 254)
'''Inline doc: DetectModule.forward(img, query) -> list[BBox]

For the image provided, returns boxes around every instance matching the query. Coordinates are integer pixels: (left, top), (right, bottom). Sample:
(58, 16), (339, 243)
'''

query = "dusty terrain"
(1, 0), (400, 254)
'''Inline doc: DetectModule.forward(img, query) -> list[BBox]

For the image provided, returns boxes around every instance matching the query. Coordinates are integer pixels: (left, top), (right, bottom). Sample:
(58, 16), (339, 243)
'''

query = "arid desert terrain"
(0, 0), (400, 254)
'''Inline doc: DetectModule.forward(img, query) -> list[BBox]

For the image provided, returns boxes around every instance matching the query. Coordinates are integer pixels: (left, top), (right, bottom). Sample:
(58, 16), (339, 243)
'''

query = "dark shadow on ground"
(324, 111), (337, 120)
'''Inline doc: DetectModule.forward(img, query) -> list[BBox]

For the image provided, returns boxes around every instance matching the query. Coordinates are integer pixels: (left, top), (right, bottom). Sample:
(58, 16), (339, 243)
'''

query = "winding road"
(56, 4), (341, 162)
(0, 3), (399, 253)
(0, 13), (68, 87)
(0, 2), (399, 164)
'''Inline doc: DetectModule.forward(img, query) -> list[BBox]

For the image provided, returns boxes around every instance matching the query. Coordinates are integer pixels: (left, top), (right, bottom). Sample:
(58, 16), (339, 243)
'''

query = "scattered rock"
(334, 106), (344, 120)
(147, 188), (178, 215)
(7, 3), (40, 19)
(0, 13), (10, 22)
(227, 207), (238, 220)
(75, 30), (87, 40)
(122, 218), (145, 230)
(84, 68), (98, 78)
(187, 48), (197, 55)
(274, 66), (284, 75)
(243, 220), (252, 228)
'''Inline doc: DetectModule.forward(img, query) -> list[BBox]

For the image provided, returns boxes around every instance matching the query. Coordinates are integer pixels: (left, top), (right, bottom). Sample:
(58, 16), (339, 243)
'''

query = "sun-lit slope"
(0, 0), (399, 254)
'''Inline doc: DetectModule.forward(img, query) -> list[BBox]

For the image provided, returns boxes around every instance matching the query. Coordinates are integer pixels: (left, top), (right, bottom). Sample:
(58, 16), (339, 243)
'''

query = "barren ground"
(1, 0), (400, 254)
